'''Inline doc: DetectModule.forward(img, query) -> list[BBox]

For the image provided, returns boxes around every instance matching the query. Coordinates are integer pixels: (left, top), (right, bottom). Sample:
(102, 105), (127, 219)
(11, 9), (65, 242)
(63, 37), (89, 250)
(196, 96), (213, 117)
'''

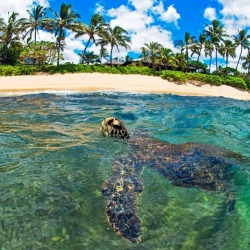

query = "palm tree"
(80, 51), (101, 65)
(205, 19), (227, 71)
(0, 12), (26, 64)
(204, 40), (214, 73)
(98, 25), (131, 67)
(140, 42), (162, 72)
(0, 16), (4, 30)
(174, 53), (186, 71)
(174, 32), (196, 63)
(159, 47), (177, 69)
(234, 29), (250, 70)
(241, 50), (250, 77)
(42, 3), (80, 66)
(190, 32), (206, 62)
(22, 5), (47, 65)
(218, 39), (236, 67)
(23, 5), (47, 45)
(75, 14), (106, 64)
(99, 45), (109, 61)
(125, 54), (133, 62)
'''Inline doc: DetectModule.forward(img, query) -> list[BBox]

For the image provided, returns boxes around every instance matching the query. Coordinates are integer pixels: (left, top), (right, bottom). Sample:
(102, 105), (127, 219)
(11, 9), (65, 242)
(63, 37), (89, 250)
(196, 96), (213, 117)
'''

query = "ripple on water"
(0, 93), (249, 249)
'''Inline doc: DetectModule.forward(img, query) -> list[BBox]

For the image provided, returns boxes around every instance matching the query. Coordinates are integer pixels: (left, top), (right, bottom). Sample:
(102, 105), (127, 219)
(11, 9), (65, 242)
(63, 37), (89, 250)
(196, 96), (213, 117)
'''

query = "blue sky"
(0, 0), (249, 69)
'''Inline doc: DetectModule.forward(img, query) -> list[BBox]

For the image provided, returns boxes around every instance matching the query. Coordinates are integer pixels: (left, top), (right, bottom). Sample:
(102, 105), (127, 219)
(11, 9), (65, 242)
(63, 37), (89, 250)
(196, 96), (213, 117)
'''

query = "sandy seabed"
(0, 73), (249, 100)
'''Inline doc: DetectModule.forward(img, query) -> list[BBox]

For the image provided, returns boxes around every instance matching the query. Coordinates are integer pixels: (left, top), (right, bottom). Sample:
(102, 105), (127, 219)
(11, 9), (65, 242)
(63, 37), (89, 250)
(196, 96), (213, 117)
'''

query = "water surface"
(0, 92), (249, 249)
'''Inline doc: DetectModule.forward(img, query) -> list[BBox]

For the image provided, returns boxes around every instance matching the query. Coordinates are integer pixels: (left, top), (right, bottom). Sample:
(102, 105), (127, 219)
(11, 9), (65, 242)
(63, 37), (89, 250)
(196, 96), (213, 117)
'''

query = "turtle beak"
(101, 119), (111, 137)
(101, 117), (114, 137)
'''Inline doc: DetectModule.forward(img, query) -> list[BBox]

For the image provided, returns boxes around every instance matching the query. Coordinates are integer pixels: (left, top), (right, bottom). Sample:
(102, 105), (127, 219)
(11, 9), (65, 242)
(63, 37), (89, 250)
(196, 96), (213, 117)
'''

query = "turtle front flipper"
(149, 143), (239, 213)
(227, 191), (236, 214)
(102, 155), (143, 243)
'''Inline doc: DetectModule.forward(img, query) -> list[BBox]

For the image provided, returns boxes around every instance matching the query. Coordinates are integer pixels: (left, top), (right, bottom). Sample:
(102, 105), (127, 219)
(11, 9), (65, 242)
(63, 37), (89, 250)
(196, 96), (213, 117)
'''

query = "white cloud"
(0, 0), (49, 20)
(61, 32), (85, 64)
(102, 2), (177, 58)
(131, 26), (174, 53)
(153, 3), (180, 26)
(129, 0), (154, 12)
(218, 0), (250, 35)
(204, 7), (217, 21)
(108, 5), (153, 32)
(95, 3), (105, 15)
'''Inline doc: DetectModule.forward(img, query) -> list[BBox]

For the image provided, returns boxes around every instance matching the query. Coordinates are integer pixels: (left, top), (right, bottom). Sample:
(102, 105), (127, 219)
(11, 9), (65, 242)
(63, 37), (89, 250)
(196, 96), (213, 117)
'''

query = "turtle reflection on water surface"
(101, 116), (244, 243)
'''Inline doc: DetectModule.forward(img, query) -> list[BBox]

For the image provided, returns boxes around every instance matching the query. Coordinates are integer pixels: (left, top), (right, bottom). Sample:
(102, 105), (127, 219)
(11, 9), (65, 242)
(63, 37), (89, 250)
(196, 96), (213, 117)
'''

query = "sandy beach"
(0, 73), (249, 100)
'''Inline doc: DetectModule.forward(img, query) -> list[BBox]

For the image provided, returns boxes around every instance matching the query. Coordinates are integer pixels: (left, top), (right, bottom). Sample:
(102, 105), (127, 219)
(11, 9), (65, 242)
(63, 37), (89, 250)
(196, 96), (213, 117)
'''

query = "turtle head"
(101, 117), (129, 139)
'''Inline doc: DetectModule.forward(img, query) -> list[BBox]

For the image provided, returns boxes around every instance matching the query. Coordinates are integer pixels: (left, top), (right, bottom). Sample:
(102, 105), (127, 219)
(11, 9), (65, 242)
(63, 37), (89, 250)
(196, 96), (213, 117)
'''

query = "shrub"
(186, 73), (206, 82)
(16, 66), (37, 75)
(161, 70), (187, 83)
(245, 79), (250, 89)
(203, 75), (223, 86)
(0, 65), (16, 76)
(223, 76), (248, 90)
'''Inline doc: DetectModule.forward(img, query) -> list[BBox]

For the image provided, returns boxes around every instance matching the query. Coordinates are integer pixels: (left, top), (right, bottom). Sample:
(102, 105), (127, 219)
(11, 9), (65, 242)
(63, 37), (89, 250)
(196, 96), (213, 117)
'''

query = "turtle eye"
(107, 118), (114, 126)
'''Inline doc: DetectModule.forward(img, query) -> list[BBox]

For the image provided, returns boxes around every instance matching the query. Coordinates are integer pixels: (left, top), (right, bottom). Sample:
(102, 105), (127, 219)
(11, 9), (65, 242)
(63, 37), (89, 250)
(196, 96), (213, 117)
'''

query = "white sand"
(0, 73), (249, 100)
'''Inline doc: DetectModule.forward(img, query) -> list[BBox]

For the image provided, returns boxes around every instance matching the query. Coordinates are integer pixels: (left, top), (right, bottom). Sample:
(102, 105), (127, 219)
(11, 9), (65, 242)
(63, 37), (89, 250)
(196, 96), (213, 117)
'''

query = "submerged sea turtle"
(101, 117), (244, 243)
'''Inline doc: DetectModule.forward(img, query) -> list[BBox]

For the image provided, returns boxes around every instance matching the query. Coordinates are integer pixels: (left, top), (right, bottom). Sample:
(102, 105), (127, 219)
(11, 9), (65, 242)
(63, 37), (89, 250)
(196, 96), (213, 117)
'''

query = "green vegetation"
(0, 65), (37, 76)
(0, 63), (248, 90)
(161, 70), (248, 89)
(0, 64), (153, 76)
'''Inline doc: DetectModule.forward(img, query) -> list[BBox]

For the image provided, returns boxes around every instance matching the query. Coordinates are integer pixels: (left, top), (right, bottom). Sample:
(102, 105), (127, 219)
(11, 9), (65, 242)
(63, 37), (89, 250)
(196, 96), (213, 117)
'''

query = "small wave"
(0, 90), (81, 97)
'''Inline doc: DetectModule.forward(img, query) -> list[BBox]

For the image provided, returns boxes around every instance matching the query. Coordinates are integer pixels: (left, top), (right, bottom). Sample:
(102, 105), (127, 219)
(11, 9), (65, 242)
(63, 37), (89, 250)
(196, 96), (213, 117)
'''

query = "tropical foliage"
(241, 50), (250, 77)
(141, 42), (162, 71)
(22, 5), (47, 45)
(204, 20), (227, 71)
(97, 25), (131, 66)
(75, 14), (106, 64)
(174, 32), (196, 63)
(42, 3), (80, 66)
(234, 30), (250, 70)
(0, 12), (26, 64)
(20, 41), (58, 65)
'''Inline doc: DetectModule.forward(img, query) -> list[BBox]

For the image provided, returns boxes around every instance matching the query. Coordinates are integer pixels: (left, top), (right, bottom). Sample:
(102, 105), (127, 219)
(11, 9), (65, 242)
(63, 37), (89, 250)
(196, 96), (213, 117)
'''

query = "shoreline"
(0, 73), (249, 100)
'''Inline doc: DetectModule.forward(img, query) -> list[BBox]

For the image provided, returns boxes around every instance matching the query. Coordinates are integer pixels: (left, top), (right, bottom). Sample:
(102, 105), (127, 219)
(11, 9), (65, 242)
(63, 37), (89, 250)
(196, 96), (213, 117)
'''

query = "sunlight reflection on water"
(0, 92), (249, 249)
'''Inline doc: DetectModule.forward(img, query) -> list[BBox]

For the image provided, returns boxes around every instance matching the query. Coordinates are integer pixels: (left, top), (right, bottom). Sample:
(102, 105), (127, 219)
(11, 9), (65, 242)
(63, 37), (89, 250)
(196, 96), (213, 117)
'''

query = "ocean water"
(0, 92), (249, 250)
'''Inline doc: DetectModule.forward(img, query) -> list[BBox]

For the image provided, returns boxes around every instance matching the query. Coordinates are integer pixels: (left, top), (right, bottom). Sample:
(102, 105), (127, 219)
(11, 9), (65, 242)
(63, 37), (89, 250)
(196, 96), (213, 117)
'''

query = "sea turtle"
(100, 116), (244, 243)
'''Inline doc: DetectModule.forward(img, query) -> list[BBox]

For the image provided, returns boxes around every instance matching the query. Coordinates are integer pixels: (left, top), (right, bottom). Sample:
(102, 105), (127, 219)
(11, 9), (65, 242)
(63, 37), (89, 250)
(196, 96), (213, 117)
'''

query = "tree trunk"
(57, 40), (60, 66)
(3, 44), (8, 64)
(110, 45), (113, 67)
(34, 30), (37, 65)
(236, 45), (242, 70)
(80, 38), (91, 64)
(185, 45), (188, 63)
(209, 56), (212, 73)
(35, 29), (37, 45)
(57, 29), (62, 67)
(197, 53), (200, 62)
(215, 48), (218, 71)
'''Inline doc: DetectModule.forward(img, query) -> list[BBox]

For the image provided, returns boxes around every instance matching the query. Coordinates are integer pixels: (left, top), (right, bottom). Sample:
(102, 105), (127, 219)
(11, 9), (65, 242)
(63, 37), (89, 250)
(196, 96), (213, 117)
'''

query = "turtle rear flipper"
(102, 156), (144, 243)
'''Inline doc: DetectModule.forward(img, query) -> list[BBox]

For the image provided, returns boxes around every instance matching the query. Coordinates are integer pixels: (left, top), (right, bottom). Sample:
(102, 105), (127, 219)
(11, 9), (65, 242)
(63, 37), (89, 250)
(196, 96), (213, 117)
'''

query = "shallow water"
(0, 92), (249, 250)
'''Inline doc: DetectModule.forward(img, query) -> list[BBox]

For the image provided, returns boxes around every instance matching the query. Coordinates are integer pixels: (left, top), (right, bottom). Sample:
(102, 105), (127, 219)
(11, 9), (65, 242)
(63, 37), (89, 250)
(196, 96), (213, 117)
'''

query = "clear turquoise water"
(0, 92), (249, 250)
